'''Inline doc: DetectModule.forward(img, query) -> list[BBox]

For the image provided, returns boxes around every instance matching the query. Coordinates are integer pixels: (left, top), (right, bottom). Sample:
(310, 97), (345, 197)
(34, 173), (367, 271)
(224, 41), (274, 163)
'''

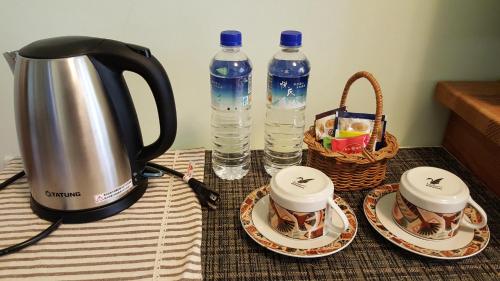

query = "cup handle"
(327, 197), (350, 232)
(460, 197), (487, 229)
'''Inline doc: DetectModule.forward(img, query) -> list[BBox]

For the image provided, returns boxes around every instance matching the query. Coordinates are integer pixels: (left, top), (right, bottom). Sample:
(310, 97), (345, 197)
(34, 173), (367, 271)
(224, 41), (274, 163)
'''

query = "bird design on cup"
(425, 177), (444, 190)
(291, 177), (314, 189)
(296, 177), (314, 184)
(269, 198), (324, 239)
(426, 178), (443, 185)
(392, 191), (462, 239)
(295, 213), (317, 231)
(269, 198), (295, 233)
(409, 206), (440, 236)
(443, 214), (461, 231)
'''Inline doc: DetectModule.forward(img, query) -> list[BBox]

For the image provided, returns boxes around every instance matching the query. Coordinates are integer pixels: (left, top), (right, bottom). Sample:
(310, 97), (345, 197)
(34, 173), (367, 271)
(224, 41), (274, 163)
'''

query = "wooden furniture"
(435, 82), (500, 196)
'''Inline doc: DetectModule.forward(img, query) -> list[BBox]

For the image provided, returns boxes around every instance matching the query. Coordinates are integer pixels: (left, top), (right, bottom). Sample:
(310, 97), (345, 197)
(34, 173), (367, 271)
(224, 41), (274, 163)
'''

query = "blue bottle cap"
(280, 30), (302, 47)
(220, 30), (242, 47)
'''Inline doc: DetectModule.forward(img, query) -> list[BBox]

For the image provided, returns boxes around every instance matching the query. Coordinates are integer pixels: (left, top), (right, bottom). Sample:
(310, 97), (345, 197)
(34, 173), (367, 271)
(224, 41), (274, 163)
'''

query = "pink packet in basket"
(331, 134), (370, 154)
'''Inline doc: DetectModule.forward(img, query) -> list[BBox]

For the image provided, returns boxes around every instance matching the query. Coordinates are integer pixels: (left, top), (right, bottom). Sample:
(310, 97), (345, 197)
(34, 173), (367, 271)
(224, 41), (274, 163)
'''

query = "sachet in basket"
(303, 71), (399, 191)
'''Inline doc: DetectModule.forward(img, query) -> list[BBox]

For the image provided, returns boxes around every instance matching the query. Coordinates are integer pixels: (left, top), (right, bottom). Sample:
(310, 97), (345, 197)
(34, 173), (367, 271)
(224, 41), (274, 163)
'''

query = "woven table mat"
(201, 148), (499, 281)
(0, 148), (205, 281)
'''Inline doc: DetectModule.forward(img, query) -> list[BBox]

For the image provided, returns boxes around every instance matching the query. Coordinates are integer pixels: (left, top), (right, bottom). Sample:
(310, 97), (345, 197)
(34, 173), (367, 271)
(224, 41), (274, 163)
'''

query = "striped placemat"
(0, 149), (205, 281)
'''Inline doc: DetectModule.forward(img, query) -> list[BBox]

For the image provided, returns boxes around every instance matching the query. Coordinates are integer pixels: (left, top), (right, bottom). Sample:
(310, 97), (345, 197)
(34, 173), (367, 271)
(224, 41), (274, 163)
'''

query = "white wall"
(1, 0), (500, 168)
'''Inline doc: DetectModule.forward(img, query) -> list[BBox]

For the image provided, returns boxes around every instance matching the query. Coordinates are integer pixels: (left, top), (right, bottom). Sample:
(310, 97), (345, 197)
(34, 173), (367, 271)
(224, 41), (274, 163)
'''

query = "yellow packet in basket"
(336, 129), (366, 138)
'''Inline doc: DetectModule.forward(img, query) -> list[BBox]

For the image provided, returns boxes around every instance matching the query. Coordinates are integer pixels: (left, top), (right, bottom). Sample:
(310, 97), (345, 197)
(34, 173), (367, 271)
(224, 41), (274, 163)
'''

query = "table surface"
(201, 148), (499, 281)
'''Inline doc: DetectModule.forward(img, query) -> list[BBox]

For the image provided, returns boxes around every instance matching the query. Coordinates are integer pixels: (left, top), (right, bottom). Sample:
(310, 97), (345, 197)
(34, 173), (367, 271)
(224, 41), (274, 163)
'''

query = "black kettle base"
(30, 179), (148, 224)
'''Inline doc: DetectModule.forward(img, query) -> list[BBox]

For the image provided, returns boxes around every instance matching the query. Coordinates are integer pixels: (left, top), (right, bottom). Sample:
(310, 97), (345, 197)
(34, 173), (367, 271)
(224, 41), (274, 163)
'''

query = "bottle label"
(211, 74), (252, 110)
(267, 75), (309, 109)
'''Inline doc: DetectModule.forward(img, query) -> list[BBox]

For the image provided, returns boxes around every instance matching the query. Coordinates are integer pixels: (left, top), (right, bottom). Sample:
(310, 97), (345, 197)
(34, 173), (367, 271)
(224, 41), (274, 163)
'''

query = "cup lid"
(400, 167), (469, 213)
(270, 166), (333, 212)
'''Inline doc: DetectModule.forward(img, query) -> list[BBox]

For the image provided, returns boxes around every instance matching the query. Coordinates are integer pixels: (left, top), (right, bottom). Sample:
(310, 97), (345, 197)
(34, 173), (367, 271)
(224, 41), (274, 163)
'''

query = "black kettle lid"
(19, 36), (106, 59)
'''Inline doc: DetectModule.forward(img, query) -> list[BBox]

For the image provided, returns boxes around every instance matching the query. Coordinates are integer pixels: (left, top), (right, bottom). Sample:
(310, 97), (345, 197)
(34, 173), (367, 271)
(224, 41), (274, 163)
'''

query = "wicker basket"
(304, 71), (399, 191)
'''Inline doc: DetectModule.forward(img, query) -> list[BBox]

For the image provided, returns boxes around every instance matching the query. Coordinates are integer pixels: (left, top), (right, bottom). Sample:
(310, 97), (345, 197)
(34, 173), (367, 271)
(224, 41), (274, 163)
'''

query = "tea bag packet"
(331, 134), (370, 154)
(322, 136), (332, 149)
(335, 120), (387, 147)
(335, 111), (387, 150)
(314, 107), (346, 141)
(375, 120), (387, 150)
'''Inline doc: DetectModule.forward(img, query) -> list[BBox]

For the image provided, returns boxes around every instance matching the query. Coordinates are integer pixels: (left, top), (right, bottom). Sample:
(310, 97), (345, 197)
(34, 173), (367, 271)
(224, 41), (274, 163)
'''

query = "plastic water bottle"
(264, 31), (311, 176)
(210, 30), (252, 180)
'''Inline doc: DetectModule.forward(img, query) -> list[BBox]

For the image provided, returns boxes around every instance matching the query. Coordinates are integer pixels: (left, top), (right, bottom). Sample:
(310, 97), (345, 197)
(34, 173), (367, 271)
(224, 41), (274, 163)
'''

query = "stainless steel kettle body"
(6, 37), (177, 223)
(15, 55), (133, 211)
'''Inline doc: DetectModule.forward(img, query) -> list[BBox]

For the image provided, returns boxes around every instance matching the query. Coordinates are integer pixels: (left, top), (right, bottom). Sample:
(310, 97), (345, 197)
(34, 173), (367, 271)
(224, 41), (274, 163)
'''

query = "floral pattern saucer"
(364, 184), (490, 259)
(240, 185), (357, 258)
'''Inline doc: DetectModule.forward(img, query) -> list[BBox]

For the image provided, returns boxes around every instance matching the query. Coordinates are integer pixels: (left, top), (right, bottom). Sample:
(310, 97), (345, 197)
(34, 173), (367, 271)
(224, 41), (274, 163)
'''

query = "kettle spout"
(3, 51), (18, 73)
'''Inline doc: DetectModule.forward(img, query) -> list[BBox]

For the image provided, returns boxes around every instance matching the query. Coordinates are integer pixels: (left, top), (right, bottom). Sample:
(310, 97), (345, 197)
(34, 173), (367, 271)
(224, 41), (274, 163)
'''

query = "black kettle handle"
(93, 40), (177, 163)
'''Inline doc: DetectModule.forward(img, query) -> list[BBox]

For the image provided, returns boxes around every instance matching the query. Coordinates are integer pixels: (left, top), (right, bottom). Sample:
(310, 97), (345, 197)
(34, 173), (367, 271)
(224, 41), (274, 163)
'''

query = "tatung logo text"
(45, 190), (81, 198)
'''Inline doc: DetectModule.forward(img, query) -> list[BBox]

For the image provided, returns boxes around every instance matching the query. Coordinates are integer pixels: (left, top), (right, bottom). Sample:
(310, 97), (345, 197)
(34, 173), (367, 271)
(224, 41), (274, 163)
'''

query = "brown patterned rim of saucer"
(363, 183), (490, 259)
(240, 185), (357, 257)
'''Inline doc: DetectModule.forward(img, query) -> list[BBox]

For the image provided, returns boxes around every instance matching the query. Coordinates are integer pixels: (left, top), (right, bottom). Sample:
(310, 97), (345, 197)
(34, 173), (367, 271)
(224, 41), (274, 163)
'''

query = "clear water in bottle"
(210, 30), (252, 180)
(264, 30), (311, 176)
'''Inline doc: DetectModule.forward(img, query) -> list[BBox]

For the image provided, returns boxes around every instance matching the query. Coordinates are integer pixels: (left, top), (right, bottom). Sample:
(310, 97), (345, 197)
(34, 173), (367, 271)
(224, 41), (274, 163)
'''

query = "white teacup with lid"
(268, 166), (349, 240)
(393, 166), (488, 240)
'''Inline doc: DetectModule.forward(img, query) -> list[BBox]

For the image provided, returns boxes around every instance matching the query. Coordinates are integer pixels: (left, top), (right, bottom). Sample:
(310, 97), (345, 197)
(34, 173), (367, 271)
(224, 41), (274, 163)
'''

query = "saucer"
(364, 184), (490, 260)
(240, 185), (357, 258)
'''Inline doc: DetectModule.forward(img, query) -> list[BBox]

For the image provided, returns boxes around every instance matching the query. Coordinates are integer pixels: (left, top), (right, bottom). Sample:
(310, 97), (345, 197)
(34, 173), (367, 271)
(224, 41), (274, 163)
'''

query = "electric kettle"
(3, 36), (177, 223)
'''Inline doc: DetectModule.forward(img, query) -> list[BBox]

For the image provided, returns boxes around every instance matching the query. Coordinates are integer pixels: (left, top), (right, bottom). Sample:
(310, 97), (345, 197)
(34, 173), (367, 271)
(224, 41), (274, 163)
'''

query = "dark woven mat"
(201, 148), (499, 281)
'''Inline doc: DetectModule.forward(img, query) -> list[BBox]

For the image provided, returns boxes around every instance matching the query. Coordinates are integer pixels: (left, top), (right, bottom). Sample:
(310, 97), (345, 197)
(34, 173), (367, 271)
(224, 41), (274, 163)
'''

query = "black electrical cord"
(0, 217), (62, 256)
(0, 170), (25, 190)
(147, 162), (183, 178)
(146, 162), (220, 210)
(0, 171), (63, 257)
(0, 163), (219, 256)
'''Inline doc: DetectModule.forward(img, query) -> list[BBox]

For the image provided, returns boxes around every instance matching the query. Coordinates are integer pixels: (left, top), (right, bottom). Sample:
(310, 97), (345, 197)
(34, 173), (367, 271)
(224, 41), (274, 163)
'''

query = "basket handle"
(339, 71), (383, 151)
